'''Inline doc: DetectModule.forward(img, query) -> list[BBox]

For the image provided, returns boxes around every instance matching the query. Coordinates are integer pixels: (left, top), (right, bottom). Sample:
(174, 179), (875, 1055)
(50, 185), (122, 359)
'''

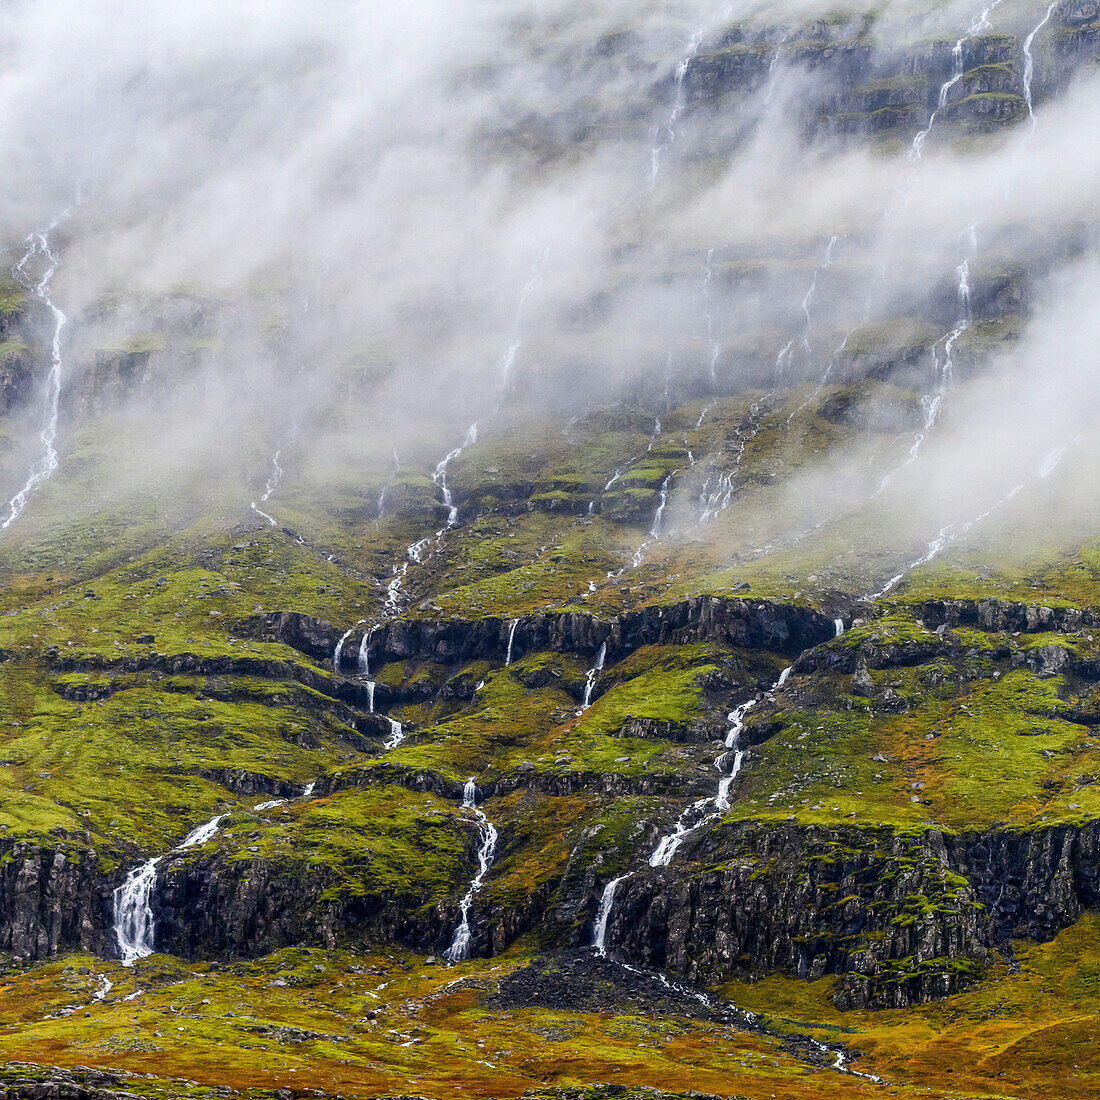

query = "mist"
(0, 0), (1096, 580)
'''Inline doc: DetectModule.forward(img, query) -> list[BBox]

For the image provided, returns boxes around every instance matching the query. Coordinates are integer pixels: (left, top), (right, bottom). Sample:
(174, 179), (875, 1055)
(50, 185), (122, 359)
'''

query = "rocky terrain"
(0, 0), (1099, 1097)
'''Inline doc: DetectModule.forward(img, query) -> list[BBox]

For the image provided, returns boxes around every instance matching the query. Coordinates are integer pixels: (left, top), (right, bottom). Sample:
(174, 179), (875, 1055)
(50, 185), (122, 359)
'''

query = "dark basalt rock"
(253, 595), (836, 675)
(913, 597), (1100, 635)
(0, 845), (106, 960)
(592, 818), (1100, 1009)
(0, 1063), (145, 1100)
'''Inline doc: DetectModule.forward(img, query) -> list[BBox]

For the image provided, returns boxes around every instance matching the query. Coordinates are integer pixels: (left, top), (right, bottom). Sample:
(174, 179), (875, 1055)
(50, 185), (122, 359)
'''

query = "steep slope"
(0, 1), (1099, 1097)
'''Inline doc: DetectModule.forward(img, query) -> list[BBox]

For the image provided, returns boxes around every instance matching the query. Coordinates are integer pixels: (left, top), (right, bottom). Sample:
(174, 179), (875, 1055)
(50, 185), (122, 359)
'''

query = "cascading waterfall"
(651, 666), (792, 867)
(594, 666), (793, 955)
(649, 475), (672, 538)
(333, 625), (358, 672)
(649, 28), (703, 189)
(250, 448), (283, 527)
(358, 626), (375, 675)
(834, 618), (845, 638)
(433, 424), (477, 530)
(592, 873), (633, 957)
(3, 218), (69, 532)
(698, 471), (734, 523)
(783, 235), (841, 427)
(113, 813), (225, 966)
(919, 254), (972, 441)
(387, 253), (546, 605)
(358, 626), (379, 712)
(384, 719), (405, 750)
(694, 401), (761, 526)
(702, 248), (721, 383)
(444, 778), (499, 963)
(505, 619), (519, 666)
(696, 231), (838, 529)
(775, 234), (837, 385)
(867, 443), (1071, 601)
(378, 451), (396, 518)
(496, 252), (546, 396)
(879, 240), (974, 492)
(910, 0), (1005, 161)
(1022, 2), (1059, 123)
(864, 445), (1077, 600)
(580, 642), (607, 711)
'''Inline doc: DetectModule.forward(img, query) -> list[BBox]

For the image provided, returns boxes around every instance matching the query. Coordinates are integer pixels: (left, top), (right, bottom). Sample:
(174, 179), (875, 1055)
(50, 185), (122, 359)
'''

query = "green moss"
(224, 785), (471, 910)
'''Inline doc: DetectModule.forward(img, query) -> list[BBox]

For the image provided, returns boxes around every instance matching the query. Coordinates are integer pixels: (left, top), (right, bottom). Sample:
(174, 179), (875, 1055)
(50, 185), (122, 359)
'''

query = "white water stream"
(580, 642), (607, 712)
(1022, 2), (1059, 123)
(250, 448), (283, 527)
(113, 813), (226, 965)
(649, 29), (703, 188)
(3, 217), (69, 532)
(910, 0), (1005, 161)
(444, 778), (499, 962)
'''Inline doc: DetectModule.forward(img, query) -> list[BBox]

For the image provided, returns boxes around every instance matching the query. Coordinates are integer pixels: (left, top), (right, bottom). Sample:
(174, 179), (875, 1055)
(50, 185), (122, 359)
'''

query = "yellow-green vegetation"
(721, 913), (1100, 1100)
(222, 786), (473, 909)
(731, 611), (1100, 830)
(0, 945), (896, 1100)
(3, 324), (1100, 1100)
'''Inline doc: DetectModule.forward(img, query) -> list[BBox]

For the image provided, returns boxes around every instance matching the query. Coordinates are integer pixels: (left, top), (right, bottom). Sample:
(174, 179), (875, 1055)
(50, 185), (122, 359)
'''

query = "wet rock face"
(254, 596), (836, 674)
(915, 597), (1100, 635)
(679, 12), (1098, 141)
(0, 301), (50, 416)
(0, 844), (106, 960)
(594, 819), (1100, 1009)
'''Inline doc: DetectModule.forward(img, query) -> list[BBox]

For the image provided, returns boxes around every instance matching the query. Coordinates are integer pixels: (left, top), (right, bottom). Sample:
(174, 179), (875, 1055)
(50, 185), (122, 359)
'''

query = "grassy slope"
(2, 327), (1100, 1095)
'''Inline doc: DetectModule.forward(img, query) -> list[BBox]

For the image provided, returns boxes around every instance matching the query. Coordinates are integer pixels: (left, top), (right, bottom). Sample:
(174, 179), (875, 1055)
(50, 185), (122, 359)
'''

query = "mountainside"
(1, 1), (1100, 1098)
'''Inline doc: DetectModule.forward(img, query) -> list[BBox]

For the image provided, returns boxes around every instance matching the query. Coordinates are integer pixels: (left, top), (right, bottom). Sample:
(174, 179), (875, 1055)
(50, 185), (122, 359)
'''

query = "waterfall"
(366, 681), (376, 713)
(649, 476), (672, 538)
(698, 472), (734, 524)
(879, 242), (975, 491)
(113, 858), (162, 966)
(250, 448), (283, 527)
(910, 0), (1005, 160)
(592, 873), (633, 957)
(869, 480), (1029, 601)
(1023, 2), (1059, 123)
(911, 256), (971, 459)
(333, 625), (357, 672)
(648, 797), (711, 868)
(433, 435), (468, 529)
(178, 815), (226, 849)
(649, 28), (703, 188)
(444, 779), (499, 963)
(358, 626), (375, 675)
(3, 218), (68, 532)
(834, 618), (845, 637)
(580, 642), (607, 711)
(384, 719), (405, 750)
(112, 813), (225, 966)
(505, 619), (519, 666)
(302, 781), (315, 798)
(646, 666), (792, 868)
